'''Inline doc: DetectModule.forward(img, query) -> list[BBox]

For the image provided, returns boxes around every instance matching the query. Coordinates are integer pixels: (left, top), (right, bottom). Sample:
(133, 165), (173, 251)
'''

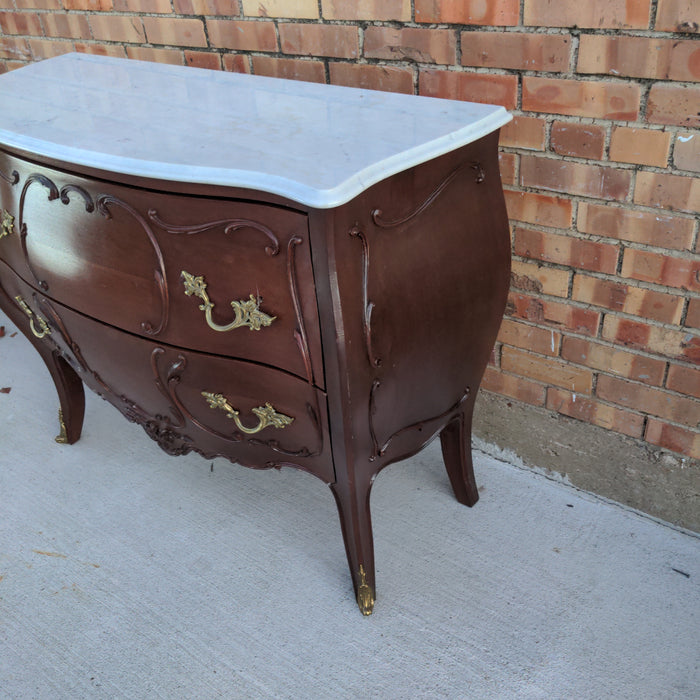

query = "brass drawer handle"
(181, 270), (275, 332)
(14, 295), (51, 338)
(1, 209), (15, 239)
(202, 391), (293, 435)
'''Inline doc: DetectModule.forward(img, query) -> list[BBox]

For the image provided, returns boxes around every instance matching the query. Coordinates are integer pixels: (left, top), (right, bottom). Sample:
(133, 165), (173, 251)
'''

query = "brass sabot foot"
(356, 565), (375, 616)
(55, 409), (69, 444)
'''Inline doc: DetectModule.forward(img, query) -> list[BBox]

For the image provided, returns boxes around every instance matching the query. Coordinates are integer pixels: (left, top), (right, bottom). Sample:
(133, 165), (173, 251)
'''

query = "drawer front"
(0, 261), (333, 482)
(0, 152), (323, 387)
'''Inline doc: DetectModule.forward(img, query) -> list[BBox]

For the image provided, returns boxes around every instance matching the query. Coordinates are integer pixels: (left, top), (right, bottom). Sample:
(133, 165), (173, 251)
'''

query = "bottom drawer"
(1, 263), (333, 483)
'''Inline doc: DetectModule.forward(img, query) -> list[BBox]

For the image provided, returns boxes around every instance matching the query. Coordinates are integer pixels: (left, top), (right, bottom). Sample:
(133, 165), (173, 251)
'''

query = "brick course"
(523, 0), (651, 29)
(0, 0), (697, 464)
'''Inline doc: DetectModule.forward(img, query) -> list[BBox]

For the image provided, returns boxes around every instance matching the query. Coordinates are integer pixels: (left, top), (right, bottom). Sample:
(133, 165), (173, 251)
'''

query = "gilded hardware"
(202, 392), (293, 435)
(14, 295), (51, 338)
(181, 270), (275, 332)
(1, 209), (15, 239)
(356, 565), (375, 616)
(55, 409), (68, 444)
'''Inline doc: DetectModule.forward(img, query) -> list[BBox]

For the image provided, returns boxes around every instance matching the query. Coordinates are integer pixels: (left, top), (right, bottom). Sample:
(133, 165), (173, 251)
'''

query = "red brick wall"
(1, 0), (698, 461)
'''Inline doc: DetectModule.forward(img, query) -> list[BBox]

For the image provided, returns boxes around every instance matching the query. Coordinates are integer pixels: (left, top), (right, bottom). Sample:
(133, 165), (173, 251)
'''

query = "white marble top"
(0, 53), (510, 208)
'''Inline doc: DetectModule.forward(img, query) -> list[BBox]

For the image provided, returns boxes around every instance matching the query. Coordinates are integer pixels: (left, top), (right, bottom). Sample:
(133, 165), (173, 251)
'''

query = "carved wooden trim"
(371, 161), (485, 229)
(287, 234), (315, 385)
(152, 347), (321, 458)
(150, 349), (239, 444)
(369, 386), (470, 461)
(148, 210), (280, 256)
(0, 168), (19, 185)
(59, 184), (95, 212)
(35, 296), (193, 456)
(18, 174), (169, 336)
(96, 194), (169, 336)
(19, 174), (59, 291)
(150, 347), (186, 429)
(37, 295), (110, 396)
(349, 224), (381, 369)
(248, 401), (321, 458)
(368, 379), (382, 461)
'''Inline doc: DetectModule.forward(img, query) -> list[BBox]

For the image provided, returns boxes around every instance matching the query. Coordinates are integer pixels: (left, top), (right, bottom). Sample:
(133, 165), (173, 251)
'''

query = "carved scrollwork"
(149, 349), (238, 444)
(96, 194), (169, 336)
(18, 173), (59, 290)
(0, 168), (19, 185)
(150, 347), (186, 429)
(150, 348), (320, 457)
(59, 184), (95, 212)
(349, 224), (381, 369)
(248, 402), (321, 458)
(30, 297), (194, 456)
(148, 209), (280, 256)
(123, 403), (195, 457)
(368, 385), (471, 461)
(17, 175), (169, 336)
(371, 160), (485, 229)
(287, 235), (315, 386)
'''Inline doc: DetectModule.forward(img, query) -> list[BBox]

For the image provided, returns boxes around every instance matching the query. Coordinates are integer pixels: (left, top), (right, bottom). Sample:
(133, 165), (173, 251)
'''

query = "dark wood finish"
(0, 153), (323, 387)
(0, 129), (510, 615)
(0, 268), (85, 444)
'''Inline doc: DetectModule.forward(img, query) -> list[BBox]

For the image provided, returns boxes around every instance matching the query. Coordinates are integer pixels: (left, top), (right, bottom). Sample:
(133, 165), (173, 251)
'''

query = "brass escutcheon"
(181, 270), (275, 332)
(202, 391), (293, 435)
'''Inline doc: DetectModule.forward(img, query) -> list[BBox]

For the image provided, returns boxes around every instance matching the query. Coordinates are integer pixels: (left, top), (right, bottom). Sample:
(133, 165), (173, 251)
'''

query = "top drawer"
(0, 152), (323, 387)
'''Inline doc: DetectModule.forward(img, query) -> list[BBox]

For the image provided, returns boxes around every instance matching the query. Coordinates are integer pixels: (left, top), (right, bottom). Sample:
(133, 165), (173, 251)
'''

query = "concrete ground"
(1, 311), (699, 699)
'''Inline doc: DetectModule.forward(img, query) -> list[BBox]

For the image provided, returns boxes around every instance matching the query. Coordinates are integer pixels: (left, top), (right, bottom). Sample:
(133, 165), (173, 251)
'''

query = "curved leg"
(439, 401), (479, 507)
(42, 347), (85, 444)
(0, 289), (85, 444)
(330, 476), (376, 616)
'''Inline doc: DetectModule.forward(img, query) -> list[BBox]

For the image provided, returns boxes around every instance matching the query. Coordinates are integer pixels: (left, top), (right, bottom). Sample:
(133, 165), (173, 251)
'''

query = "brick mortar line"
(510, 215), (700, 257)
(502, 297), (699, 361)
(4, 32), (700, 90)
(510, 149), (698, 179)
(453, 24), (460, 66)
(504, 300), (697, 345)
(505, 190), (692, 224)
(510, 260), (700, 307)
(679, 296), (690, 333)
(498, 342), (700, 416)
(650, 0), (659, 30)
(502, 177), (699, 221)
(492, 366), (700, 432)
(508, 266), (697, 319)
(503, 110), (692, 132)
(489, 381), (678, 448)
(692, 220), (700, 254)
(5, 11), (700, 39)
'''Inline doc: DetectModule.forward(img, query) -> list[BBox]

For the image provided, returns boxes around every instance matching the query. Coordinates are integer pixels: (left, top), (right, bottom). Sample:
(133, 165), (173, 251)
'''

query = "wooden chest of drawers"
(0, 54), (511, 614)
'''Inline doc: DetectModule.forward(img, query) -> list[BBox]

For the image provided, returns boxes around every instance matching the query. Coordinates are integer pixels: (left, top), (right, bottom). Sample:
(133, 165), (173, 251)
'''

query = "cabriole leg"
(439, 402), (479, 507)
(44, 349), (85, 444)
(1, 288), (85, 444)
(330, 477), (376, 616)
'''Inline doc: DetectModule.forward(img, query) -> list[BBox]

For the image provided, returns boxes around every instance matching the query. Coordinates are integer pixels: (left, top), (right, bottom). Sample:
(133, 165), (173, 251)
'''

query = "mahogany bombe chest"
(0, 53), (511, 615)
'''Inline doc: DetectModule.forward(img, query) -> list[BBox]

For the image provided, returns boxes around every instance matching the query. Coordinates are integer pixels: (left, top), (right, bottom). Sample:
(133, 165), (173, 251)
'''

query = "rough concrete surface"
(2, 310), (700, 698)
(473, 392), (700, 533)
